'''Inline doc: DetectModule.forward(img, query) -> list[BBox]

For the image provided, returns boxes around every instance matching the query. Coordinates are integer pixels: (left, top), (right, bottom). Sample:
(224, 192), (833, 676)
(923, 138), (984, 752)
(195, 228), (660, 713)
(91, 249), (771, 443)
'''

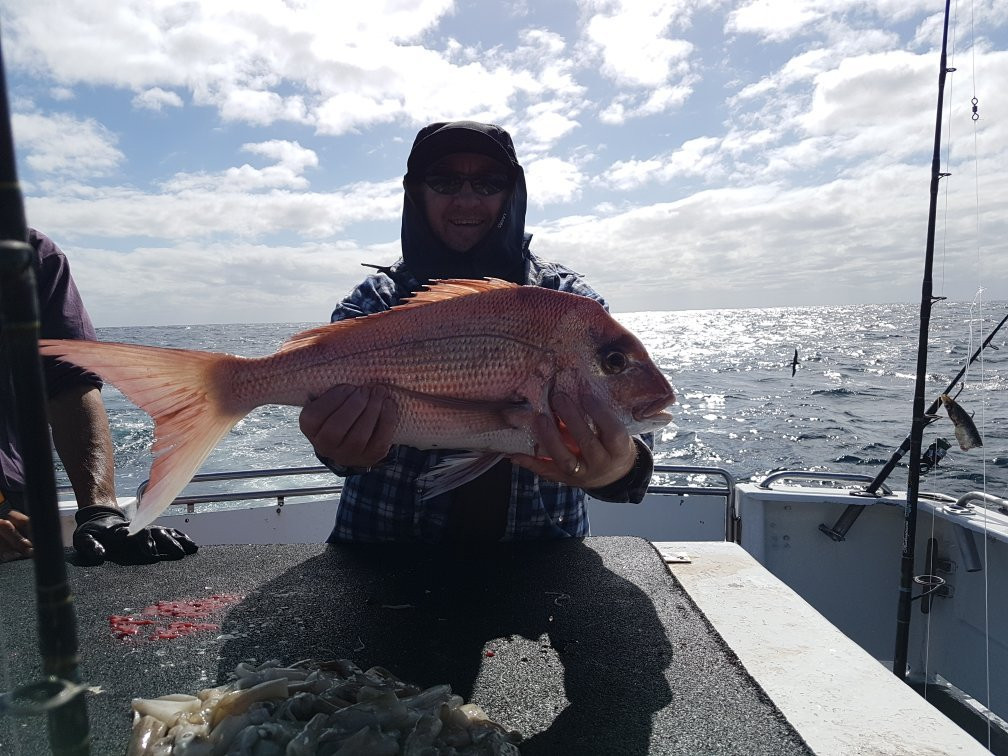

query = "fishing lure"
(939, 394), (983, 451)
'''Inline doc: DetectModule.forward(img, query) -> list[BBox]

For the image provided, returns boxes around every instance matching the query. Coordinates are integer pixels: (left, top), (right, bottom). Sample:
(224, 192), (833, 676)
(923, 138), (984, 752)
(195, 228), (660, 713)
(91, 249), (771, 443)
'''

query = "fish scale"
(39, 278), (675, 533)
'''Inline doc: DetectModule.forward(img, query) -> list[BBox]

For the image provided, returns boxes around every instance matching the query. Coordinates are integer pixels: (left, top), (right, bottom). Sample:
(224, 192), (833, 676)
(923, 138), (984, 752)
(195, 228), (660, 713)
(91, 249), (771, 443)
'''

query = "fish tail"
(38, 339), (249, 534)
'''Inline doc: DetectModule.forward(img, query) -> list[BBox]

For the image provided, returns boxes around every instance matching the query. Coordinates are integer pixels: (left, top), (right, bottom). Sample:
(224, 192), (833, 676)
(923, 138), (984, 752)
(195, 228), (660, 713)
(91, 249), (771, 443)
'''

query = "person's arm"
(26, 230), (198, 564)
(48, 384), (117, 508)
(49, 384), (198, 565)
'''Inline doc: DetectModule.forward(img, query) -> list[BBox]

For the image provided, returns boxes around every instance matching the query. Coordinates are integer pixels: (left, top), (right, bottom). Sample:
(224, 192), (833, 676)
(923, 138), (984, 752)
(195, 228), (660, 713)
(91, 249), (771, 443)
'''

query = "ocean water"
(83, 300), (1008, 505)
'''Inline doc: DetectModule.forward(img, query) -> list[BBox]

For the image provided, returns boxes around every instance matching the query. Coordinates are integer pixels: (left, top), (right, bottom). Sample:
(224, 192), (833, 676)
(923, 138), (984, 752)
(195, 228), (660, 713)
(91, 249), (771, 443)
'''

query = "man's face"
(421, 152), (510, 252)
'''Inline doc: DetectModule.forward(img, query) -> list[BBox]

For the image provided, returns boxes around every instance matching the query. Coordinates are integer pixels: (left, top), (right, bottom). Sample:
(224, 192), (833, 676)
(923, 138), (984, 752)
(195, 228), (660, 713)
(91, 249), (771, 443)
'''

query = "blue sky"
(1, 0), (1006, 326)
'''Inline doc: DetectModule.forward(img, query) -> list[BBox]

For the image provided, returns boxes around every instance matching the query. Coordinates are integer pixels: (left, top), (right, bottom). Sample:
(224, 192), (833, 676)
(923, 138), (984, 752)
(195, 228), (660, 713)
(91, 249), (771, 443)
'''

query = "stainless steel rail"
(759, 470), (893, 496)
(953, 491), (1008, 511)
(650, 464), (738, 542)
(140, 465), (339, 513)
(133, 463), (740, 539)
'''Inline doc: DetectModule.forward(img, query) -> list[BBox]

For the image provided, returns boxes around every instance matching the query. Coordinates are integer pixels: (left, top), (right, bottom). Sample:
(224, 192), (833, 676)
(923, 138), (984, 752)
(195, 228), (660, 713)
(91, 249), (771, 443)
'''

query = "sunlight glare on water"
(617, 301), (1008, 498)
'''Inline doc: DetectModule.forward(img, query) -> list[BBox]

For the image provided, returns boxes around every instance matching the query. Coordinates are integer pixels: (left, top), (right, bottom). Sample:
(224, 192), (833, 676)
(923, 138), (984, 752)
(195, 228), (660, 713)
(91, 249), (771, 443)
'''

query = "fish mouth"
(632, 393), (676, 423)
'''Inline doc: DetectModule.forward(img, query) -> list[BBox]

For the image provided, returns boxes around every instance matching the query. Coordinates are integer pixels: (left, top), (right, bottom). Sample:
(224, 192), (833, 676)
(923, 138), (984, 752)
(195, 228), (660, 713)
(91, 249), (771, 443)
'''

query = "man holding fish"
(299, 121), (674, 541)
(40, 123), (675, 541)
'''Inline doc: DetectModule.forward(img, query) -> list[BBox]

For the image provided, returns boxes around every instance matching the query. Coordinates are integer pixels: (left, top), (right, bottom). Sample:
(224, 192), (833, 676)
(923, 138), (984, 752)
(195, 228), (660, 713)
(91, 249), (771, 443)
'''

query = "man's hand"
(73, 505), (198, 566)
(510, 392), (637, 490)
(0, 508), (33, 562)
(299, 385), (398, 468)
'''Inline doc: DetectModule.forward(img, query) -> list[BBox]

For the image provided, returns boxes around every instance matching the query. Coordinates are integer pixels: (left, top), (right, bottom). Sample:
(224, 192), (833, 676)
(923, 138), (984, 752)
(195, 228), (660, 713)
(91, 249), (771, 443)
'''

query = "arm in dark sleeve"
(584, 434), (654, 504)
(30, 232), (116, 505)
(32, 230), (103, 398)
(317, 454), (356, 478)
(330, 273), (402, 323)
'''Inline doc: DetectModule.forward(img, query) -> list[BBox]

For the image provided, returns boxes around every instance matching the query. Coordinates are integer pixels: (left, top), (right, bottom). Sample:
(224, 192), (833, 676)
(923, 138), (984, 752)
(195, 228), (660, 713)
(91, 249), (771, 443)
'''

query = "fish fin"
(38, 339), (248, 534)
(275, 278), (519, 354)
(418, 453), (505, 500)
(275, 319), (364, 353)
(401, 278), (518, 307)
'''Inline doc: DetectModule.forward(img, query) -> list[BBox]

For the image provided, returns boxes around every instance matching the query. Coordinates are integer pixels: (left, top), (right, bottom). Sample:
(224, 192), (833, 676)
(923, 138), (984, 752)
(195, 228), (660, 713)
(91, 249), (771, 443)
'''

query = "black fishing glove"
(73, 505), (198, 565)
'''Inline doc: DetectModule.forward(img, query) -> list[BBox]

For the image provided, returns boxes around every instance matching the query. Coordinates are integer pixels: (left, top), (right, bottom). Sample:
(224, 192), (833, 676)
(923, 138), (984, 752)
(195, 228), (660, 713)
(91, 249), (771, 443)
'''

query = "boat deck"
(0, 537), (985, 754)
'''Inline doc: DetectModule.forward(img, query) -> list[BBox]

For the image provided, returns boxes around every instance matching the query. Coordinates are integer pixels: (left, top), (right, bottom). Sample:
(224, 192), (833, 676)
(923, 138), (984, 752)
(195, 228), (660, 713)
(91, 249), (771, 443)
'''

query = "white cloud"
(2, 1), (1006, 328)
(64, 239), (386, 326)
(132, 87), (184, 111)
(716, 30), (1005, 186)
(732, 49), (835, 102)
(11, 111), (124, 176)
(522, 103), (581, 149)
(599, 81), (694, 123)
(604, 136), (723, 189)
(215, 88), (294, 126)
(726, 0), (926, 43)
(578, 0), (697, 122)
(524, 156), (585, 206)
(1, 0), (463, 133)
(315, 92), (403, 136)
(162, 140), (320, 192)
(727, 0), (827, 42)
(244, 140), (319, 173)
(584, 13), (692, 88)
(521, 28), (566, 56)
(2, 0), (595, 156)
(25, 176), (404, 244)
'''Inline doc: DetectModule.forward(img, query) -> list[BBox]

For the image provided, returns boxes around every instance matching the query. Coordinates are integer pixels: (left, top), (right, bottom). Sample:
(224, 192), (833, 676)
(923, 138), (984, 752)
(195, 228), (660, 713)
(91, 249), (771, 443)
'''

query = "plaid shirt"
(324, 253), (651, 542)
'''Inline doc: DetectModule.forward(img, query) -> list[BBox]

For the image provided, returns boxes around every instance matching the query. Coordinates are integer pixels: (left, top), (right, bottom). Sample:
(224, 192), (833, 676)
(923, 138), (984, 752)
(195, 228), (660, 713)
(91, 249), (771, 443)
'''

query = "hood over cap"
(400, 121), (529, 286)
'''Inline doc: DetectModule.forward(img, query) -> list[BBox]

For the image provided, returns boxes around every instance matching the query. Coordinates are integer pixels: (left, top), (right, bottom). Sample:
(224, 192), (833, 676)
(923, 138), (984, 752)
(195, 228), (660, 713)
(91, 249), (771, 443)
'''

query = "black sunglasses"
(423, 171), (511, 196)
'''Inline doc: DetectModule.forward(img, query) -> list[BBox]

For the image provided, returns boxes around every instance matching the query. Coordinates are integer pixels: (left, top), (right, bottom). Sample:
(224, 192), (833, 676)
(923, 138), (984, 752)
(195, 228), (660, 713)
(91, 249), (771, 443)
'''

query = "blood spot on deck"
(109, 594), (242, 640)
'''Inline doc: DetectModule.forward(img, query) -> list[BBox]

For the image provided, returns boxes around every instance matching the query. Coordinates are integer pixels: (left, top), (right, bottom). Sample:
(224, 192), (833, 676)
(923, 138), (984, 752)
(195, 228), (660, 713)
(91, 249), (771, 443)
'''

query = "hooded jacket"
(398, 120), (530, 286)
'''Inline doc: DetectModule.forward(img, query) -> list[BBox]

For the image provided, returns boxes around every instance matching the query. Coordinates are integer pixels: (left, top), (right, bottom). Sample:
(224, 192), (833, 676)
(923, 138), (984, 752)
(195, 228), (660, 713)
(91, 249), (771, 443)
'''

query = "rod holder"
(819, 504), (865, 541)
(952, 523), (983, 573)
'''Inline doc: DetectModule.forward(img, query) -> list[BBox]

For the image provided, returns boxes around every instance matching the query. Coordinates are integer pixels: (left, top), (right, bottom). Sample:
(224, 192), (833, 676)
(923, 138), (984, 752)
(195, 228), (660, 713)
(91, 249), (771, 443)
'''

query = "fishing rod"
(892, 0), (953, 682)
(0, 27), (91, 755)
(819, 309), (1008, 542)
(868, 309), (1008, 493)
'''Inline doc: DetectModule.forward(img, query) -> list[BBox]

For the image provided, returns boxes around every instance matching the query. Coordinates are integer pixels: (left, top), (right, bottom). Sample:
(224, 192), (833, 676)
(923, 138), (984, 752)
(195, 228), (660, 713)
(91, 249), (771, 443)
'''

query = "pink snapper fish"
(40, 279), (675, 533)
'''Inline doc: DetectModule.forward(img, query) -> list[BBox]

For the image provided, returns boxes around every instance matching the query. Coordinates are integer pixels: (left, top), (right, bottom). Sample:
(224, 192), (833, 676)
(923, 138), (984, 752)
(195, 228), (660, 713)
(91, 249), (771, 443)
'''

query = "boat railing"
(758, 470), (893, 495)
(649, 464), (738, 542)
(139, 465), (339, 512)
(952, 491), (1008, 513)
(131, 463), (739, 539)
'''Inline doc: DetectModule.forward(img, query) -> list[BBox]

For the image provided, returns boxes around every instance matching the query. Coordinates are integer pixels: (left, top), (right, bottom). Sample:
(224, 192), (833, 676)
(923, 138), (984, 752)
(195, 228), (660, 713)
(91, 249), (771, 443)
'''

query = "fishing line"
(959, 0), (994, 744)
(966, 0), (993, 741)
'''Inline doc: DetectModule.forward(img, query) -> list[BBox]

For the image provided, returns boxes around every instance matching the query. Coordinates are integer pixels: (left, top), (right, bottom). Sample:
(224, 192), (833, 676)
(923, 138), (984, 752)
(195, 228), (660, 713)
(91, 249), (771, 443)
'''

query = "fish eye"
(601, 350), (629, 375)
